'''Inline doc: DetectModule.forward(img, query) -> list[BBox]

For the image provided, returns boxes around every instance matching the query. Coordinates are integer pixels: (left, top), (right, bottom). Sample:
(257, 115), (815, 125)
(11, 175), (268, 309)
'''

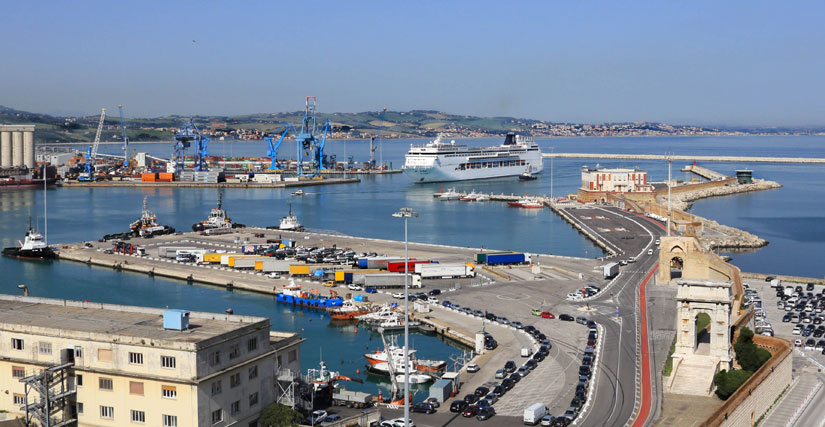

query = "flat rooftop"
(0, 295), (276, 350)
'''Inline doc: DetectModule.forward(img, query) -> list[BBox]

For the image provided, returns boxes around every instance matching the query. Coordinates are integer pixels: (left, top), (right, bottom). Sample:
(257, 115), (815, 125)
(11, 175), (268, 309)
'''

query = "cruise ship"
(402, 133), (543, 183)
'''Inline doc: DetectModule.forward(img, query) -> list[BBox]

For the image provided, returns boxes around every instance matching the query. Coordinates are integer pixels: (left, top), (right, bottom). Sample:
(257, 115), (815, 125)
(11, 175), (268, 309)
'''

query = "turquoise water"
(2, 135), (824, 396)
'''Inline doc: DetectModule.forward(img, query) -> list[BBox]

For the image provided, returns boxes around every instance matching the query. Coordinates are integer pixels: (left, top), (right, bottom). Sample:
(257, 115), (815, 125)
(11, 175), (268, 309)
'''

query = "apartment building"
(0, 295), (303, 426)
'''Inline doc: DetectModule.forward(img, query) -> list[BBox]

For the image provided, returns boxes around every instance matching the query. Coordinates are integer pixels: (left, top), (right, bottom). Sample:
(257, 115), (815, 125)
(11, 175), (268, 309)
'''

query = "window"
(247, 337), (258, 352)
(248, 365), (258, 380)
(229, 343), (240, 360)
(230, 372), (241, 388)
(277, 355), (282, 367)
(129, 381), (144, 395)
(211, 409), (223, 424)
(231, 400), (240, 415)
(131, 410), (146, 423)
(288, 349), (297, 363)
(98, 348), (113, 362)
(13, 394), (24, 405)
(129, 352), (144, 365)
(77, 402), (84, 414)
(209, 351), (220, 366)
(249, 392), (259, 407)
(162, 385), (177, 399)
(74, 346), (83, 358)
(161, 355), (176, 369)
(12, 366), (25, 378)
(38, 341), (52, 355)
(100, 405), (114, 419)
(99, 377), (113, 391)
(163, 415), (178, 427)
(11, 338), (23, 350)
(77, 374), (83, 386)
(211, 380), (222, 395)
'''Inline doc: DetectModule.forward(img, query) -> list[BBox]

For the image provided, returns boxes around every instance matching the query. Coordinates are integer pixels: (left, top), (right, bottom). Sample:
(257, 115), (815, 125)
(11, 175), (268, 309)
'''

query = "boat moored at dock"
(276, 280), (343, 309)
(2, 219), (57, 260)
(192, 192), (245, 232)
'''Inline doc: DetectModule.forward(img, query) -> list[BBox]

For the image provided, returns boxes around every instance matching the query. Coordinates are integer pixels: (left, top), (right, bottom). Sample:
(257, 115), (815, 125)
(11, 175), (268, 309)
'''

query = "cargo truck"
(332, 390), (373, 408)
(484, 252), (531, 265)
(387, 260), (430, 272)
(157, 247), (199, 258)
(603, 262), (619, 279)
(254, 260), (294, 273)
(414, 263), (475, 279)
(202, 253), (227, 264)
(361, 273), (422, 289)
(232, 257), (271, 270)
(357, 256), (405, 269)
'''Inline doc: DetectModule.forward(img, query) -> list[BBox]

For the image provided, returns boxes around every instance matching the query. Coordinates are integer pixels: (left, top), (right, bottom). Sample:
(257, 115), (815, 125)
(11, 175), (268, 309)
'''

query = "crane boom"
(79, 108), (106, 181)
(264, 123), (297, 170)
(91, 108), (106, 159)
(118, 105), (128, 163)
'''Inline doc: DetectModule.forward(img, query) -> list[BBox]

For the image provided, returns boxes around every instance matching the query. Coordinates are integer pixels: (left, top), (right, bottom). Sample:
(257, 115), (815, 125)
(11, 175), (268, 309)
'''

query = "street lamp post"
(392, 207), (418, 427)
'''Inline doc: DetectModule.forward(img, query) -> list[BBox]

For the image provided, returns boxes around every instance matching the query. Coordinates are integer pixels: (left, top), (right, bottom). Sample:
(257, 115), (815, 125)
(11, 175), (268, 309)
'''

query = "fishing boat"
(375, 316), (421, 332)
(459, 190), (478, 201)
(192, 192), (245, 232)
(275, 280), (343, 308)
(130, 197), (175, 237)
(395, 372), (434, 384)
(508, 196), (544, 209)
(356, 304), (398, 324)
(2, 218), (57, 260)
(328, 300), (373, 320)
(439, 188), (460, 200)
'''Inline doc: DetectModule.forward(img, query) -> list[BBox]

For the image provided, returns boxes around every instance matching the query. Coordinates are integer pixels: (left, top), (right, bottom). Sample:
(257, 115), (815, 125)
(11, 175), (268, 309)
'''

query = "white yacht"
(403, 132), (543, 183)
(439, 188), (461, 200)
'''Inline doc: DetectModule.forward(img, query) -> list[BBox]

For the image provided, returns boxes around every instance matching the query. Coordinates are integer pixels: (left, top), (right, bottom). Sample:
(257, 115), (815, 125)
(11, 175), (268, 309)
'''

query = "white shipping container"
(414, 263), (475, 279)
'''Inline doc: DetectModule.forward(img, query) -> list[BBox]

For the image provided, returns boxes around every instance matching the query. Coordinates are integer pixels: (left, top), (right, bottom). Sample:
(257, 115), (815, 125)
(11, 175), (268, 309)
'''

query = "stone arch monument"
(667, 279), (733, 396)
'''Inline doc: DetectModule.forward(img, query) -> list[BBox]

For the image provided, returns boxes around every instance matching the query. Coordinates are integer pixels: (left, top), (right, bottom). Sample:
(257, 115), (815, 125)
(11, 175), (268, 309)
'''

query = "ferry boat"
(2, 218), (57, 260)
(402, 132), (543, 183)
(275, 280), (343, 308)
(192, 193), (245, 232)
(130, 197), (175, 237)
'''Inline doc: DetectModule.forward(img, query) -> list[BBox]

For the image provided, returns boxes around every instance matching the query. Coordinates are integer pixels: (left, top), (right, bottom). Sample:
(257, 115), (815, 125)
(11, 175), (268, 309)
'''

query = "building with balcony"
(0, 294), (303, 426)
(578, 165), (654, 203)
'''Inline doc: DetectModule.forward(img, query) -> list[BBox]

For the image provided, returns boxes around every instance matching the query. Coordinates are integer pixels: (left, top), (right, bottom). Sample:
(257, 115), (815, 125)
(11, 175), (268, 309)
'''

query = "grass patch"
(662, 337), (676, 376)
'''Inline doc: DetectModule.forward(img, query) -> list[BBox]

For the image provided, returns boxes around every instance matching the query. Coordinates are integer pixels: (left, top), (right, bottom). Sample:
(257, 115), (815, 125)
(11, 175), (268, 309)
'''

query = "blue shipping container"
(358, 259), (368, 268)
(486, 253), (525, 265)
(429, 379), (452, 403)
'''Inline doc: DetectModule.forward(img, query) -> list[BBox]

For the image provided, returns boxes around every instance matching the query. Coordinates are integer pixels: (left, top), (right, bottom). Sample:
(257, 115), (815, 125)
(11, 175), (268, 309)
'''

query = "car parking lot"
(746, 278), (825, 362)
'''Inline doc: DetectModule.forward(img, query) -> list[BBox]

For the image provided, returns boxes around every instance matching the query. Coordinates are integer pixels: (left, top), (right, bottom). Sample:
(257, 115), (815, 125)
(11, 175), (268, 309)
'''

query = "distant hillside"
(1, 105), (822, 144)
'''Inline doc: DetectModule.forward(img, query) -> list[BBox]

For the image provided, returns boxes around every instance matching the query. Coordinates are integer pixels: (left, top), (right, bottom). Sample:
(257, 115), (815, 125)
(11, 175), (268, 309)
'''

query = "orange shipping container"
(141, 173), (157, 182)
(158, 173), (174, 181)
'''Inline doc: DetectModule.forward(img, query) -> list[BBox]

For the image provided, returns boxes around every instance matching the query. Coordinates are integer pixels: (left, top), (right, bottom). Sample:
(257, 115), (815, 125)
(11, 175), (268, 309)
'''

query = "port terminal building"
(577, 165), (654, 203)
(0, 294), (303, 426)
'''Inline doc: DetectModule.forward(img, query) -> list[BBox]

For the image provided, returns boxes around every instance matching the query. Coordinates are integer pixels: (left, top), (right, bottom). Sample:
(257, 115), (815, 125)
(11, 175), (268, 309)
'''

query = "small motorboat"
(395, 372), (433, 384)
(291, 189), (305, 196)
(519, 170), (538, 180)
(439, 188), (460, 200)
(459, 190), (478, 201)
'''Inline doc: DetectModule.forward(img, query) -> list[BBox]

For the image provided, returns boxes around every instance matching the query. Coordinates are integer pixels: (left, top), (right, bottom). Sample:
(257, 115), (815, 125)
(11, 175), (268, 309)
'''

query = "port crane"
(367, 108), (387, 170)
(79, 108), (106, 181)
(263, 123), (297, 170)
(118, 105), (129, 167)
(295, 96), (332, 177)
(172, 120), (210, 173)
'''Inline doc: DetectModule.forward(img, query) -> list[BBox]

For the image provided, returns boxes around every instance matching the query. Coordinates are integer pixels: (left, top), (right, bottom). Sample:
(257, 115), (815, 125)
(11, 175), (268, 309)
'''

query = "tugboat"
(268, 204), (304, 231)
(192, 192), (245, 232)
(2, 218), (57, 260)
(519, 168), (538, 181)
(130, 197), (175, 238)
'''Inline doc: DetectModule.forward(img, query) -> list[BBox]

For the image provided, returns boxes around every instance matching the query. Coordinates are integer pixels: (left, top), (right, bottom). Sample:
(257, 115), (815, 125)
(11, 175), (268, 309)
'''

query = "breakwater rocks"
(663, 179), (782, 211)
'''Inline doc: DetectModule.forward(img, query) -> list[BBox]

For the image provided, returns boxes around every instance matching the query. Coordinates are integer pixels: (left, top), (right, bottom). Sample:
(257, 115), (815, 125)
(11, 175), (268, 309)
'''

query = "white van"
(521, 347), (533, 357)
(523, 402), (549, 425)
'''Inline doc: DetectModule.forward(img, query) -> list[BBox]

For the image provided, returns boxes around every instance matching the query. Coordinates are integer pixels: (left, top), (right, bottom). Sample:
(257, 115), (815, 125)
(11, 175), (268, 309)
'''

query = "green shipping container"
(476, 253), (487, 263)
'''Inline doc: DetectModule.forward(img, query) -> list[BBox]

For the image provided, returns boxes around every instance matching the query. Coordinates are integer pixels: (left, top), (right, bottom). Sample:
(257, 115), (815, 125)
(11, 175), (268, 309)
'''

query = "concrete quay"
(543, 152), (825, 164)
(61, 177), (361, 188)
(680, 164), (727, 180)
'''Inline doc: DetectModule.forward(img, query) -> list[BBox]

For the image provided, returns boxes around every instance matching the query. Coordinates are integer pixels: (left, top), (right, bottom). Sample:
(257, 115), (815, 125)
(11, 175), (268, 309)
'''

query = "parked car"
(462, 405), (480, 418)
(365, 287), (377, 294)
(450, 400), (468, 412)
(474, 386), (490, 397)
(476, 406), (496, 421)
(541, 312), (555, 319)
(467, 363), (480, 373)
(412, 402), (436, 414)
(464, 394), (479, 404)
(559, 314), (575, 321)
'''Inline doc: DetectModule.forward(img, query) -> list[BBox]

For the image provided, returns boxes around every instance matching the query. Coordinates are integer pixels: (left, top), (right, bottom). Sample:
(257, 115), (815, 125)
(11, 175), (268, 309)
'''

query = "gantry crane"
(79, 108), (106, 181)
(118, 105), (130, 168)
(263, 123), (297, 170)
(295, 97), (331, 177)
(173, 120), (210, 173)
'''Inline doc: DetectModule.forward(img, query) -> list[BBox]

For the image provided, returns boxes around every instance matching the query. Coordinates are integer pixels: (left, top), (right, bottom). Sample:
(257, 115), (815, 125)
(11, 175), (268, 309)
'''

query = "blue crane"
(294, 96), (332, 177)
(173, 120), (210, 173)
(263, 123), (297, 170)
(78, 108), (106, 181)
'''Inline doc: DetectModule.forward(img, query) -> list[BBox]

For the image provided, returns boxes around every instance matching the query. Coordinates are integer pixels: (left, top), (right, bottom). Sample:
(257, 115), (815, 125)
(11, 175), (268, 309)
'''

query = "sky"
(2, 1), (825, 126)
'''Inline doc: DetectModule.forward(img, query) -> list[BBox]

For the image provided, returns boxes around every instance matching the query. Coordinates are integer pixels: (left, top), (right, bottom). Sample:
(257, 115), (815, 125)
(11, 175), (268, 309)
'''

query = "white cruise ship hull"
(403, 158), (543, 183)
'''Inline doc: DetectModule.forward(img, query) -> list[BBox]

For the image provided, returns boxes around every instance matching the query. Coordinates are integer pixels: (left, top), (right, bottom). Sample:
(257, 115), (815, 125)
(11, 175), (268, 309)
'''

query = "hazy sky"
(3, 1), (824, 126)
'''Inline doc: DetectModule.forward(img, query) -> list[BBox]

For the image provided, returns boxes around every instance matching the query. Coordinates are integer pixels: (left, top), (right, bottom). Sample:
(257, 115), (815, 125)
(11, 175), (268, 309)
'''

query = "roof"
(0, 294), (272, 351)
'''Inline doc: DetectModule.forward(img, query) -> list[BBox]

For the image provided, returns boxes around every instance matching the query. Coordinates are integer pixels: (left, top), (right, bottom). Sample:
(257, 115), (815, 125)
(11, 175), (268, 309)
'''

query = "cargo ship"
(402, 132), (542, 183)
(192, 193), (245, 232)
(0, 167), (57, 189)
(130, 197), (176, 237)
(275, 281), (343, 308)
(2, 218), (57, 260)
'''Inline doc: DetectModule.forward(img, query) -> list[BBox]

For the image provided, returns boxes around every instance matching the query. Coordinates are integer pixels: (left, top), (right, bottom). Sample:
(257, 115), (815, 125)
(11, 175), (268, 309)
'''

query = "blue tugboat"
(276, 280), (343, 309)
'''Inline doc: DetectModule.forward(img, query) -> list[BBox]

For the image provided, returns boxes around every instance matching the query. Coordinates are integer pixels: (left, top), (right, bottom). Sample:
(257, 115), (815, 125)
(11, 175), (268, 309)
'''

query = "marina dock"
(542, 152), (825, 164)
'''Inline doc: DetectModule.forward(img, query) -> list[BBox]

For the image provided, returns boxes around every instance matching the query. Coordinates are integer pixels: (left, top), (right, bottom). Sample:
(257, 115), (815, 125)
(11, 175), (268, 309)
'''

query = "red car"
(541, 312), (555, 319)
(462, 405), (480, 417)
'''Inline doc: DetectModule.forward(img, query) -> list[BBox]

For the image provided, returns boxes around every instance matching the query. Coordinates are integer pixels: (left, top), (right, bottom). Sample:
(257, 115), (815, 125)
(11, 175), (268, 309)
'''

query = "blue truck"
(484, 252), (531, 265)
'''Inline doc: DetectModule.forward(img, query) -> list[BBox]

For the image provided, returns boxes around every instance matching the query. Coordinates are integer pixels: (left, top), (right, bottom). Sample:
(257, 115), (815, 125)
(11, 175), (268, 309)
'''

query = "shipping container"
(233, 257), (271, 270)
(356, 256), (404, 269)
(158, 172), (174, 181)
(336, 269), (382, 282)
(429, 379), (453, 403)
(141, 173), (157, 182)
(603, 262), (619, 279)
(362, 273), (422, 289)
(203, 253), (224, 263)
(289, 264), (310, 276)
(485, 252), (531, 265)
(254, 260), (294, 273)
(157, 247), (199, 258)
(220, 254), (261, 266)
(415, 263), (475, 279)
(387, 260), (430, 273)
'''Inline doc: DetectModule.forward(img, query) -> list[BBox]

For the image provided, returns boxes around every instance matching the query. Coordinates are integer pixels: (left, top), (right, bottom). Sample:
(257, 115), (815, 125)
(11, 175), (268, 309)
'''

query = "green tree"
(258, 403), (302, 427)
(714, 369), (753, 400)
(734, 327), (772, 372)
